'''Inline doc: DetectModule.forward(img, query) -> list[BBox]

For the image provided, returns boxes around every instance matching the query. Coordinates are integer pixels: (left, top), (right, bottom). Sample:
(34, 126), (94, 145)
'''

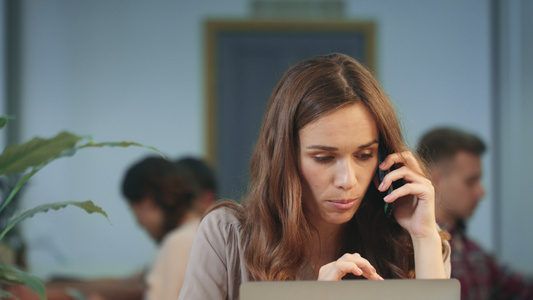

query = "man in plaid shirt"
(417, 127), (533, 300)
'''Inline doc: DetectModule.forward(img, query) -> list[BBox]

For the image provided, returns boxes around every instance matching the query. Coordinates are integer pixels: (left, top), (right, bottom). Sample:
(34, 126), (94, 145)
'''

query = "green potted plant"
(0, 116), (163, 299)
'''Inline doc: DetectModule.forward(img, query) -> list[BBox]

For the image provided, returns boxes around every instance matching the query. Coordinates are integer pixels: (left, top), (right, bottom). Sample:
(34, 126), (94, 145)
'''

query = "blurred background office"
(0, 0), (531, 282)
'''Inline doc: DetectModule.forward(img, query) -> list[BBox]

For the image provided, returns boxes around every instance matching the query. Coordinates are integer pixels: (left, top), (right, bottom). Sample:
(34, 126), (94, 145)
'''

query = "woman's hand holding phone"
(377, 151), (437, 240)
(378, 151), (447, 279)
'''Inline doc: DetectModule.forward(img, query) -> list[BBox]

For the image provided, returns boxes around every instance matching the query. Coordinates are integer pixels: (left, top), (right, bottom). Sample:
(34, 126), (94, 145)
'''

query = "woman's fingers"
(379, 151), (422, 174)
(378, 166), (433, 203)
(377, 151), (430, 199)
(318, 253), (384, 281)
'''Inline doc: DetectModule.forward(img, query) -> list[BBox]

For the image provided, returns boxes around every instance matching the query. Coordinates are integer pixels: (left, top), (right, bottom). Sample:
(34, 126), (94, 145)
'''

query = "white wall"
(13, 0), (499, 279)
(497, 0), (533, 274)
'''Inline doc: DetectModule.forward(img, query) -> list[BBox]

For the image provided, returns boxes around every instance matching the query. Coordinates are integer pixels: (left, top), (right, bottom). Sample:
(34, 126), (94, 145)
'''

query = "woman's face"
(298, 103), (379, 228)
(130, 196), (165, 241)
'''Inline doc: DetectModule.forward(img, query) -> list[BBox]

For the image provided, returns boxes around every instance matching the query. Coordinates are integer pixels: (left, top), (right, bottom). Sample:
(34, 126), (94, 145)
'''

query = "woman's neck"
(308, 221), (347, 273)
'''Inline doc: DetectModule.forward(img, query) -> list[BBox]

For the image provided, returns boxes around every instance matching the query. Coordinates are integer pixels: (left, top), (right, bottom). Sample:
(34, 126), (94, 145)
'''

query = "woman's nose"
(334, 160), (357, 190)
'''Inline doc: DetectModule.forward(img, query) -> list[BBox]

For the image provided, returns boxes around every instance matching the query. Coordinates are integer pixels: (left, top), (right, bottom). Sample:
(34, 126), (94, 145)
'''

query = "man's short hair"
(417, 127), (486, 167)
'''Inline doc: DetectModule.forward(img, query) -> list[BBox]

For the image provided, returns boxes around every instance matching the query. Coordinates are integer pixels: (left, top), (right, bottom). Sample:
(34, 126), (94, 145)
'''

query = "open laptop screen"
(240, 279), (460, 300)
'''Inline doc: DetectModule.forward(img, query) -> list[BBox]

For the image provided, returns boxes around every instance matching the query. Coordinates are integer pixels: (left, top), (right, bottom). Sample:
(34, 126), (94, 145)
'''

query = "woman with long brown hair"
(178, 53), (450, 300)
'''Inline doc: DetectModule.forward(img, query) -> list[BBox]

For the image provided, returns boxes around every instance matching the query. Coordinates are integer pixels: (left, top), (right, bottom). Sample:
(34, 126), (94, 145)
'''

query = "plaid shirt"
(445, 222), (533, 300)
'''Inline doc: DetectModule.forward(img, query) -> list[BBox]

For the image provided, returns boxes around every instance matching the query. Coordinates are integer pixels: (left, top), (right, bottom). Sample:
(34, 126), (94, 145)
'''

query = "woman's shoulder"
(200, 202), (243, 234)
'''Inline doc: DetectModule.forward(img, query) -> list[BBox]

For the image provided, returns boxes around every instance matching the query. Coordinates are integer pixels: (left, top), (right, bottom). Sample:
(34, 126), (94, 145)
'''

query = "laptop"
(240, 279), (460, 300)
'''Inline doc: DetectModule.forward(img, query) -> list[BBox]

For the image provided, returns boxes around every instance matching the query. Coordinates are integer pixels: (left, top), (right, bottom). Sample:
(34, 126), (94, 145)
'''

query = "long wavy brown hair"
(213, 53), (448, 281)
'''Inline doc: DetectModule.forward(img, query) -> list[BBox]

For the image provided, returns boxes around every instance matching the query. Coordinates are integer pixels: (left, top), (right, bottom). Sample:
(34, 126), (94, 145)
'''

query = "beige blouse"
(178, 207), (451, 300)
(145, 217), (200, 300)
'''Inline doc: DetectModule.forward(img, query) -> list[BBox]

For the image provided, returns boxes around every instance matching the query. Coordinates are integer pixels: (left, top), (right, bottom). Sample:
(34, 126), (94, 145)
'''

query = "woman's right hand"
(317, 253), (384, 281)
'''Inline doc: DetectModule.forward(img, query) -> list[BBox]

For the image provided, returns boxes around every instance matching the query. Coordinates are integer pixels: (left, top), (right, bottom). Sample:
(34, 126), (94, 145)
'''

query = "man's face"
(436, 151), (485, 223)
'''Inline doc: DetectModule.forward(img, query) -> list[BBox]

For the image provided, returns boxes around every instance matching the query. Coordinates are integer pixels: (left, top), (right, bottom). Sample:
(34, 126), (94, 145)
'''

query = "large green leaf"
(0, 131), (83, 175)
(0, 139), (164, 214)
(0, 200), (109, 240)
(78, 141), (166, 157)
(0, 263), (45, 300)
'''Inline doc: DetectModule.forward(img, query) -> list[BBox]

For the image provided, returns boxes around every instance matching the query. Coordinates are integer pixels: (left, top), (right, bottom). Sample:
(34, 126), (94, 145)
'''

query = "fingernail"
(383, 194), (391, 202)
(378, 182), (384, 191)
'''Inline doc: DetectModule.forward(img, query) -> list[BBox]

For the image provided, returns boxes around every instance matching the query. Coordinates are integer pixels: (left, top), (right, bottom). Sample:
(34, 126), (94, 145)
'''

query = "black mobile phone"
(377, 144), (396, 218)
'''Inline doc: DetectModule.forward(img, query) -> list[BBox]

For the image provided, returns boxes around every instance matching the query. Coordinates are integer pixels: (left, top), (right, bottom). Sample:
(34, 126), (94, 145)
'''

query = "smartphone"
(377, 144), (397, 218)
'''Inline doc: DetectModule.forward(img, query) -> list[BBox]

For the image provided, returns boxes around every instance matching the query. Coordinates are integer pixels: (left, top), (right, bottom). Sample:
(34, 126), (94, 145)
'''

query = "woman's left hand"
(377, 151), (437, 239)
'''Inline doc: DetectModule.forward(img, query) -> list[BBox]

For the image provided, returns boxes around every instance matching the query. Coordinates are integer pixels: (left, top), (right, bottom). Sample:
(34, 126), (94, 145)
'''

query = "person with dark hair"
(122, 156), (196, 244)
(417, 127), (533, 300)
(178, 53), (451, 300)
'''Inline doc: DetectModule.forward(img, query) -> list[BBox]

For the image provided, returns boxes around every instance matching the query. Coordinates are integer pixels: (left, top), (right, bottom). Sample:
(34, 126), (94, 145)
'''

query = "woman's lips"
(327, 199), (357, 210)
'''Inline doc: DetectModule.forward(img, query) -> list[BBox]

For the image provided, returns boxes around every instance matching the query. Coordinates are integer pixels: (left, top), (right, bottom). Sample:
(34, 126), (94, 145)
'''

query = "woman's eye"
(356, 153), (373, 160)
(313, 156), (333, 164)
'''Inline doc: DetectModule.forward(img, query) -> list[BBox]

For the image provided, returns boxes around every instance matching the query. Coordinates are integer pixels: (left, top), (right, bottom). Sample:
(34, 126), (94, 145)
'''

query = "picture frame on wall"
(204, 20), (376, 200)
